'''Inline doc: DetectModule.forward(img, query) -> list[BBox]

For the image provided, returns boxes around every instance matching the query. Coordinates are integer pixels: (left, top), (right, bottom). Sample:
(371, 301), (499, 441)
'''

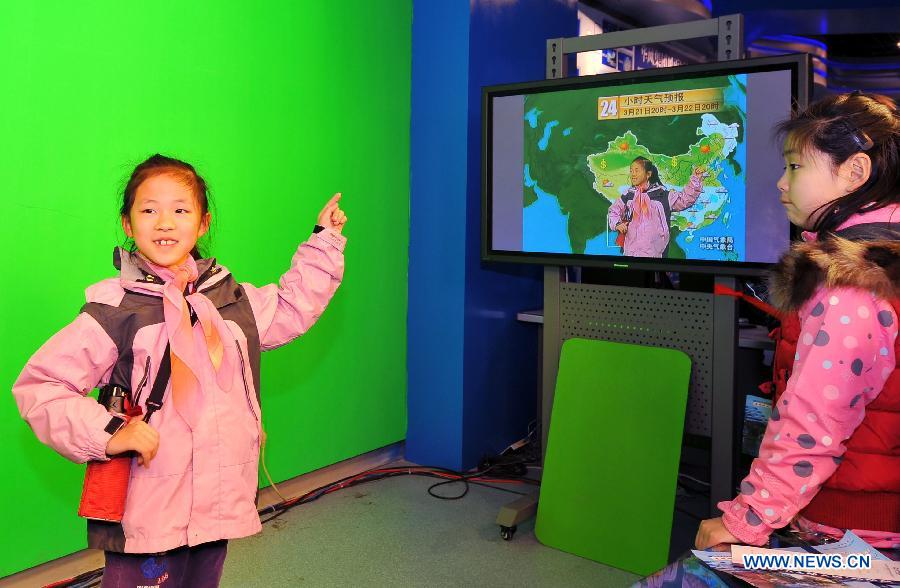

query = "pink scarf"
(631, 184), (652, 222)
(140, 255), (237, 429)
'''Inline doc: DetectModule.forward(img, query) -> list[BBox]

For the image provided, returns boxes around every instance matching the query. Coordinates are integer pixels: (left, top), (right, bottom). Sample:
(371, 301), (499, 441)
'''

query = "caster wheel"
(500, 525), (517, 541)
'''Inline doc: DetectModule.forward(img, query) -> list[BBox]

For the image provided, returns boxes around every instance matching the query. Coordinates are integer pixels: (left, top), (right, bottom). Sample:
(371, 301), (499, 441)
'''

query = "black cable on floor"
(426, 464), (499, 500)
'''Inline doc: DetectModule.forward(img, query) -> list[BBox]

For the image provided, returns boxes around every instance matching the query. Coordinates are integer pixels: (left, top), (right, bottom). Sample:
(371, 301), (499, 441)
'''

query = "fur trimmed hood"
(768, 232), (900, 312)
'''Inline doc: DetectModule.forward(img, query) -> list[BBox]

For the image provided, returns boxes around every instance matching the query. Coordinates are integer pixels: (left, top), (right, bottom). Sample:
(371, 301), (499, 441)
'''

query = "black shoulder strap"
(142, 343), (171, 423)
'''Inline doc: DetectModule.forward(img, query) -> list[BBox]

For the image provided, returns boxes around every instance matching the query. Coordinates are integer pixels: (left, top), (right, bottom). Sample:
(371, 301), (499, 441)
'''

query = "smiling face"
(630, 161), (652, 187)
(776, 141), (846, 229)
(121, 173), (210, 270)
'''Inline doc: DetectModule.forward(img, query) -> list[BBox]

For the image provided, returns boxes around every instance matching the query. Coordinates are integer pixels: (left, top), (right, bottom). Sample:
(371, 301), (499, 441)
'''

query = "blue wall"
(461, 0), (578, 467)
(408, 0), (578, 470)
(406, 1), (470, 468)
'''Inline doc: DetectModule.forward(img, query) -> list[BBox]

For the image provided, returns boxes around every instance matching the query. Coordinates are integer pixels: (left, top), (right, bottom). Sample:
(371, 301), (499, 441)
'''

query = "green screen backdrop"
(1, 1), (410, 576)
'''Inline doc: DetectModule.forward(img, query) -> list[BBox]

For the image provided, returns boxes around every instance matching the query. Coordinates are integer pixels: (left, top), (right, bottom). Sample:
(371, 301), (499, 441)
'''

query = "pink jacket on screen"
(607, 175), (703, 257)
(12, 228), (345, 553)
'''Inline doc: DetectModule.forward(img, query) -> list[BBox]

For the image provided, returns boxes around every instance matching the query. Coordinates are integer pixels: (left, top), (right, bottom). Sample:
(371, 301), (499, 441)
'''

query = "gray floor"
(221, 470), (640, 587)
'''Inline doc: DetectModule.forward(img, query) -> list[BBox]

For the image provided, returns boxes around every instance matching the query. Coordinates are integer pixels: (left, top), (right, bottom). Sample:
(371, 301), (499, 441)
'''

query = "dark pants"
(100, 540), (227, 588)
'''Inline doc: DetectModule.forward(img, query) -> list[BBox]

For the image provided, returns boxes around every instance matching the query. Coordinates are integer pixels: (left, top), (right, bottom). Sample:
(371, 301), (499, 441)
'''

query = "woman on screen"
(607, 156), (704, 257)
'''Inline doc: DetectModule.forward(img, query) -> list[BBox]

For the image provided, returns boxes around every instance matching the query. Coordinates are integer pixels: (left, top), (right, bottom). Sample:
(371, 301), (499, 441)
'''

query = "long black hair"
(775, 92), (900, 233)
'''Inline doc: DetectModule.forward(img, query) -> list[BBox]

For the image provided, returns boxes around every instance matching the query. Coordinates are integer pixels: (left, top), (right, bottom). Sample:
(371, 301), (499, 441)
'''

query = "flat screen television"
(482, 54), (811, 276)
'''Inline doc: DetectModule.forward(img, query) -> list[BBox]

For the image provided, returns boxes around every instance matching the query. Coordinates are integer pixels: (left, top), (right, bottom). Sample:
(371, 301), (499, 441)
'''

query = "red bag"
(78, 455), (132, 522)
(77, 386), (141, 522)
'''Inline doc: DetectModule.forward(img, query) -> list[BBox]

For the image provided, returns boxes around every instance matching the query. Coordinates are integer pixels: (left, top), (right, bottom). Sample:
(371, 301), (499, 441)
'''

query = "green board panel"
(535, 338), (691, 576)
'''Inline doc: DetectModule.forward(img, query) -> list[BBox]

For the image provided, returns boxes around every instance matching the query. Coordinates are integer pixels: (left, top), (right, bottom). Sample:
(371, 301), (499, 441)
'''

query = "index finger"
(326, 192), (342, 206)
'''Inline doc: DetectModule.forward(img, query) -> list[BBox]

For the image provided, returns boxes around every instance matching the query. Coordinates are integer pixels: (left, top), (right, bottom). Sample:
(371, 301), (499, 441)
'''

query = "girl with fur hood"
(696, 92), (900, 550)
(13, 154), (347, 586)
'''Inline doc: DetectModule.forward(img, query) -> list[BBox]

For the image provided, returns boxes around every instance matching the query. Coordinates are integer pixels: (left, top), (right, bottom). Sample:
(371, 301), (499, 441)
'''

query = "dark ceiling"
(581, 0), (899, 94)
(816, 33), (900, 59)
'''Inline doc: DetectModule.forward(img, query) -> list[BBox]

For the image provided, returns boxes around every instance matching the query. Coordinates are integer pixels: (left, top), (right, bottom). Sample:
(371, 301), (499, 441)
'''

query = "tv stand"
(497, 13), (748, 540)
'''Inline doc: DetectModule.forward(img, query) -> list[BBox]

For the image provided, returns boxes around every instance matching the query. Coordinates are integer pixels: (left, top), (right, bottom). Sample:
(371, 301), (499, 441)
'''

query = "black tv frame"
(481, 53), (812, 277)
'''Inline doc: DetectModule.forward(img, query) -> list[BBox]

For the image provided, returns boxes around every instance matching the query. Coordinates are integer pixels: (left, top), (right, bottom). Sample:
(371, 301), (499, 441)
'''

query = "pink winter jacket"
(12, 228), (345, 553)
(719, 206), (900, 548)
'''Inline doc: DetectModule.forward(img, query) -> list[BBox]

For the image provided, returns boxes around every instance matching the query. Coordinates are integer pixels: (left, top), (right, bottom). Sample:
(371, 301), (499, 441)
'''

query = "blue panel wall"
(406, 1), (470, 467)
(408, 0), (578, 470)
(461, 0), (578, 468)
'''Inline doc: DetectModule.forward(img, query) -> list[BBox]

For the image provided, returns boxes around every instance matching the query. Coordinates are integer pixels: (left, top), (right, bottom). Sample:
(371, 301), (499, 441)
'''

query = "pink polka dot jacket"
(719, 205), (900, 548)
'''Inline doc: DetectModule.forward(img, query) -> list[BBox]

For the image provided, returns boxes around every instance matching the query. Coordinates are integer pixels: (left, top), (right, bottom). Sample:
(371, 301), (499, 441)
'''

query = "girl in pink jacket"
(696, 92), (900, 550)
(607, 156), (704, 258)
(13, 154), (347, 586)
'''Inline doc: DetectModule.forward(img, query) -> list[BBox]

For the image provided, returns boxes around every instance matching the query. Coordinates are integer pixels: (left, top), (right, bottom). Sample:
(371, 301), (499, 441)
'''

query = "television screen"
(482, 54), (811, 276)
